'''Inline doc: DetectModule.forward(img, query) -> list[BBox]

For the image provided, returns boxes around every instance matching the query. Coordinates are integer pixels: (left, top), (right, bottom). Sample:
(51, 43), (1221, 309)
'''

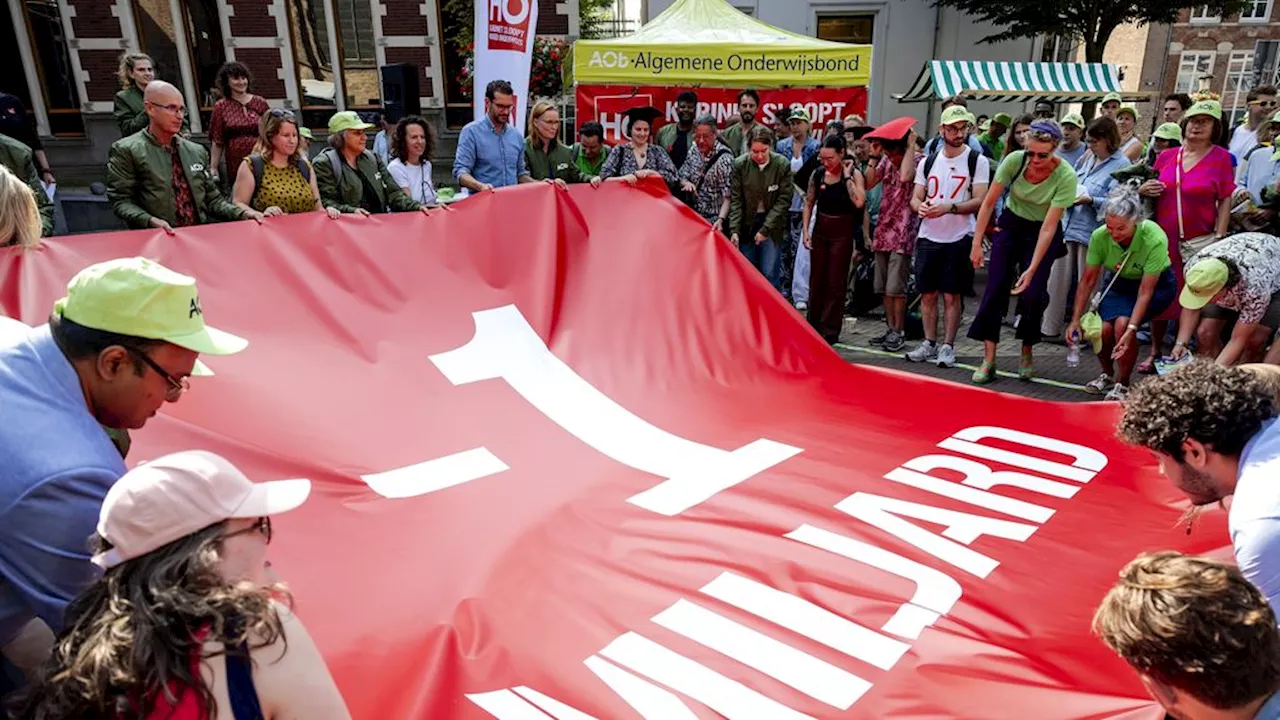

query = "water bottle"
(1066, 330), (1081, 368)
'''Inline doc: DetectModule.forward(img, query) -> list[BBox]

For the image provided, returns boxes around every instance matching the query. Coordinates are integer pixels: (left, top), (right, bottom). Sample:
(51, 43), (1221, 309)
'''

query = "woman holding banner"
(600, 107), (679, 187)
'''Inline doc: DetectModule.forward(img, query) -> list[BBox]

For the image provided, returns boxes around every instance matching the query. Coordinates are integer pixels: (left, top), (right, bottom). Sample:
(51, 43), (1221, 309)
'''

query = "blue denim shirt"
(1063, 152), (1128, 245)
(453, 114), (528, 189)
(0, 320), (124, 644)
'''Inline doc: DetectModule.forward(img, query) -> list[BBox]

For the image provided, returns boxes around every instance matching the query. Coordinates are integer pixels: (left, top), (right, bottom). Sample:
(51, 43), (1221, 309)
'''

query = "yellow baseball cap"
(940, 105), (976, 127)
(299, 126), (314, 140)
(1116, 105), (1140, 121)
(1185, 100), (1223, 121)
(53, 258), (247, 376)
(1153, 123), (1183, 142)
(1101, 92), (1123, 105)
(1061, 113), (1085, 128)
(327, 110), (374, 134)
(992, 112), (1013, 127)
(1180, 258), (1230, 310)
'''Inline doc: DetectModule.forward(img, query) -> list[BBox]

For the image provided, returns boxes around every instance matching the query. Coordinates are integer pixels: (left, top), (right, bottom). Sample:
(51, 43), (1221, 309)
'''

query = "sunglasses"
(1250, 100), (1278, 108)
(1026, 151), (1053, 160)
(222, 516), (273, 544)
(125, 346), (189, 397)
(268, 108), (296, 119)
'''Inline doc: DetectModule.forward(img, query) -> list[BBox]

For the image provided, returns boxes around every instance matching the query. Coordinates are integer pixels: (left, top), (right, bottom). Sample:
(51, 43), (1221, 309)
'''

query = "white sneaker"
(906, 340), (937, 362)
(1105, 383), (1129, 402)
(935, 343), (957, 368)
(1085, 374), (1113, 395)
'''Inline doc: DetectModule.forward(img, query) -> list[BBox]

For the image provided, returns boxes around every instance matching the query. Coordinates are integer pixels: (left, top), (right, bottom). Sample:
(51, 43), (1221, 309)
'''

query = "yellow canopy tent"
(569, 0), (871, 88)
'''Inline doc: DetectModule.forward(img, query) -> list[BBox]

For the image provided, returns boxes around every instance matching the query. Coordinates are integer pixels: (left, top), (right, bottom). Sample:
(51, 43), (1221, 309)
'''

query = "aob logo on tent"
(587, 50), (631, 69)
(487, 0), (532, 52)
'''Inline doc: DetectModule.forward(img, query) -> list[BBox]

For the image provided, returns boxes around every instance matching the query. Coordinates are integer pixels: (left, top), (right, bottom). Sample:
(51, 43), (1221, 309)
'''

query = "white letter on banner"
(899, 455), (1081, 501)
(583, 656), (700, 719)
(360, 447), (509, 498)
(599, 632), (816, 719)
(699, 572), (908, 671)
(836, 493), (1038, 579)
(428, 306), (802, 516)
(651, 599), (870, 709)
(785, 524), (962, 640)
(937, 426), (1107, 484)
(466, 689), (555, 719)
(883, 463), (1056, 524)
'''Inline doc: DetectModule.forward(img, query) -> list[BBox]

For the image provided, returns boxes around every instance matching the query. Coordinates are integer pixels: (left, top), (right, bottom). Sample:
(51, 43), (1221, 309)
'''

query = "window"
(333, 0), (379, 109)
(17, 0), (82, 135)
(1189, 5), (1221, 22)
(1223, 50), (1256, 111)
(182, 0), (226, 126)
(1176, 51), (1216, 94)
(287, 0), (338, 128)
(1257, 40), (1280, 86)
(1241, 0), (1272, 21)
(1041, 35), (1076, 64)
(816, 15), (874, 44)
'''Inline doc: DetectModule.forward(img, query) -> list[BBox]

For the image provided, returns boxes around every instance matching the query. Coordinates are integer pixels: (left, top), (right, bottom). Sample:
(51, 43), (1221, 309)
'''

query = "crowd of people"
(9, 51), (1280, 719)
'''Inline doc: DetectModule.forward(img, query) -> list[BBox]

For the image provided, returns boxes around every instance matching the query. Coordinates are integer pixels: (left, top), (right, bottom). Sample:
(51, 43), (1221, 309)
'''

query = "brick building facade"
(1, 0), (578, 182)
(1153, 3), (1280, 124)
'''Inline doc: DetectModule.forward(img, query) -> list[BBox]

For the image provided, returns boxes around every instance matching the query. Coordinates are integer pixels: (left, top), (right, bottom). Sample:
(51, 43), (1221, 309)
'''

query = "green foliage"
(442, 0), (474, 55)
(579, 0), (617, 39)
(931, 0), (1250, 61)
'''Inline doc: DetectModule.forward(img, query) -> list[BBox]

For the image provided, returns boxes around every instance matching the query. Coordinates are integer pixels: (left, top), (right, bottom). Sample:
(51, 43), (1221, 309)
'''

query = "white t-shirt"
(1231, 418), (1280, 616)
(387, 158), (437, 205)
(1231, 124), (1260, 162)
(913, 146), (991, 244)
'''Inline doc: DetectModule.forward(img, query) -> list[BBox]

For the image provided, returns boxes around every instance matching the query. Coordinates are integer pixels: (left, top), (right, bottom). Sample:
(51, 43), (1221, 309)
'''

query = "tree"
(931, 0), (1248, 64)
(579, 0), (618, 39)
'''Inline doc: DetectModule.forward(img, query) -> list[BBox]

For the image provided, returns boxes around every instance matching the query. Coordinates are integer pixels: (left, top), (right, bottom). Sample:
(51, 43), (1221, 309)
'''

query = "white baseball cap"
(92, 450), (311, 569)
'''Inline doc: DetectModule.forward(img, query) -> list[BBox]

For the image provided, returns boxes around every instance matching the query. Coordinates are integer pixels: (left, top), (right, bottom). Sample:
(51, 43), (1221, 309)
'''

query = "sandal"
(972, 361), (998, 385)
(1018, 351), (1035, 381)
(1136, 358), (1156, 375)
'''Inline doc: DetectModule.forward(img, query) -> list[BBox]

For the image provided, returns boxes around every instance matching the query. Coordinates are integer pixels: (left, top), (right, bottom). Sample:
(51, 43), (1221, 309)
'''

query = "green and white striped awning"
(896, 61), (1124, 103)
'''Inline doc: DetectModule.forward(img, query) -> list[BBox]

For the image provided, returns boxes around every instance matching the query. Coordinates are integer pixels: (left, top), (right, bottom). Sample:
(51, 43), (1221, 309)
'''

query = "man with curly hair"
(1118, 361), (1280, 611)
(1093, 551), (1280, 719)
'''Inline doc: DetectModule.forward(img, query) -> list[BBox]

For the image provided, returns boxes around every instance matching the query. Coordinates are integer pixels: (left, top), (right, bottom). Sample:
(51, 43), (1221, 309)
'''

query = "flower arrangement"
(530, 37), (570, 99)
(458, 42), (475, 102)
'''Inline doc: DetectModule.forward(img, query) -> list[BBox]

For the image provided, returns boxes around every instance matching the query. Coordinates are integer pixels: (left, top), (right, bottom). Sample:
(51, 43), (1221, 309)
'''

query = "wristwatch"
(947, 203), (958, 214)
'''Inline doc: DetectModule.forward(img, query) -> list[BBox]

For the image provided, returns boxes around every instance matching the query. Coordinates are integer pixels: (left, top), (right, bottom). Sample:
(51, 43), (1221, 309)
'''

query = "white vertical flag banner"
(473, 0), (539, 127)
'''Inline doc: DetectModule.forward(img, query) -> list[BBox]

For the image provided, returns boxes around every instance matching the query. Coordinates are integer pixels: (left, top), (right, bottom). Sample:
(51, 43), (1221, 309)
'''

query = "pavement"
(827, 268), (1122, 403)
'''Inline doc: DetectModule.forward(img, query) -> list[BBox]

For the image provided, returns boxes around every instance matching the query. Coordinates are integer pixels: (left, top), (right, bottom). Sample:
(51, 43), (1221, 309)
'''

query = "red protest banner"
(576, 84), (869, 144)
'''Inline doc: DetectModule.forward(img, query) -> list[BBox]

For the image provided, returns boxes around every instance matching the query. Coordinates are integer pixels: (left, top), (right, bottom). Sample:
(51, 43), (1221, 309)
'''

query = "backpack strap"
(922, 149), (941, 182)
(225, 647), (265, 720)
(296, 156), (311, 183)
(327, 149), (342, 183)
(967, 147), (979, 183)
(248, 155), (265, 209)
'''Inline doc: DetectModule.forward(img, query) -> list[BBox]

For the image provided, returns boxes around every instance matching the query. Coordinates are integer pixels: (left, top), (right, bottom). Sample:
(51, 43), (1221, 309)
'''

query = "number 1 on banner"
(427, 305), (802, 516)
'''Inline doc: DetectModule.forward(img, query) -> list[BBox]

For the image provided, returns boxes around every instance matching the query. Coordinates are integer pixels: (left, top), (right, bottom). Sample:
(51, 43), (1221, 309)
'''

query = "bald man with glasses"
(107, 81), (263, 233)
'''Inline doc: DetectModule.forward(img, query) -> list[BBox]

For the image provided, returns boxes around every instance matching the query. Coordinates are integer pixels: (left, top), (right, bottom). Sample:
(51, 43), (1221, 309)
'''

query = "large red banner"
(0, 182), (1227, 719)
(576, 84), (869, 145)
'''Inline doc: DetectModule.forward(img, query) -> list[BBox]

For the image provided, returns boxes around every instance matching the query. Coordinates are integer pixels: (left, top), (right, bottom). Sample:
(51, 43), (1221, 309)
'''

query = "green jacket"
(655, 124), (692, 151)
(729, 152), (794, 244)
(106, 129), (244, 229)
(524, 138), (582, 183)
(720, 121), (762, 157)
(113, 85), (189, 136)
(0, 134), (53, 237)
(313, 147), (419, 214)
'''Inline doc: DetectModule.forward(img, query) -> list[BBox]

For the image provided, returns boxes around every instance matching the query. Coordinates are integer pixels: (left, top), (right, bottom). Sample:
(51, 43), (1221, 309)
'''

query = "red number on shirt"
(950, 174), (968, 199)
(927, 175), (940, 199)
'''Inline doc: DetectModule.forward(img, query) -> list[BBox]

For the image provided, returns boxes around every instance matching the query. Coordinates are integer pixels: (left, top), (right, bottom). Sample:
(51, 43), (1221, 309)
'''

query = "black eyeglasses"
(125, 347), (189, 397)
(222, 516), (273, 544)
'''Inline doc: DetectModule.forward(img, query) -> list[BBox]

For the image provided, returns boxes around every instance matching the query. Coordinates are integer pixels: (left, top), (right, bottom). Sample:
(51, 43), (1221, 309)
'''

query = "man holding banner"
(454, 80), (535, 193)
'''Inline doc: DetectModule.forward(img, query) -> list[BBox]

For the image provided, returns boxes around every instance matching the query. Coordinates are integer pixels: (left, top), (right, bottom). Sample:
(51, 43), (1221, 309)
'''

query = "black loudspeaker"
(380, 63), (421, 120)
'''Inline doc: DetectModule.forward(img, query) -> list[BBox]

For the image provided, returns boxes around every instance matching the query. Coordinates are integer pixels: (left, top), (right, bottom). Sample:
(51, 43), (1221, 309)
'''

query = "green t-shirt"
(978, 132), (1004, 161)
(994, 151), (1078, 222)
(1086, 219), (1172, 280)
